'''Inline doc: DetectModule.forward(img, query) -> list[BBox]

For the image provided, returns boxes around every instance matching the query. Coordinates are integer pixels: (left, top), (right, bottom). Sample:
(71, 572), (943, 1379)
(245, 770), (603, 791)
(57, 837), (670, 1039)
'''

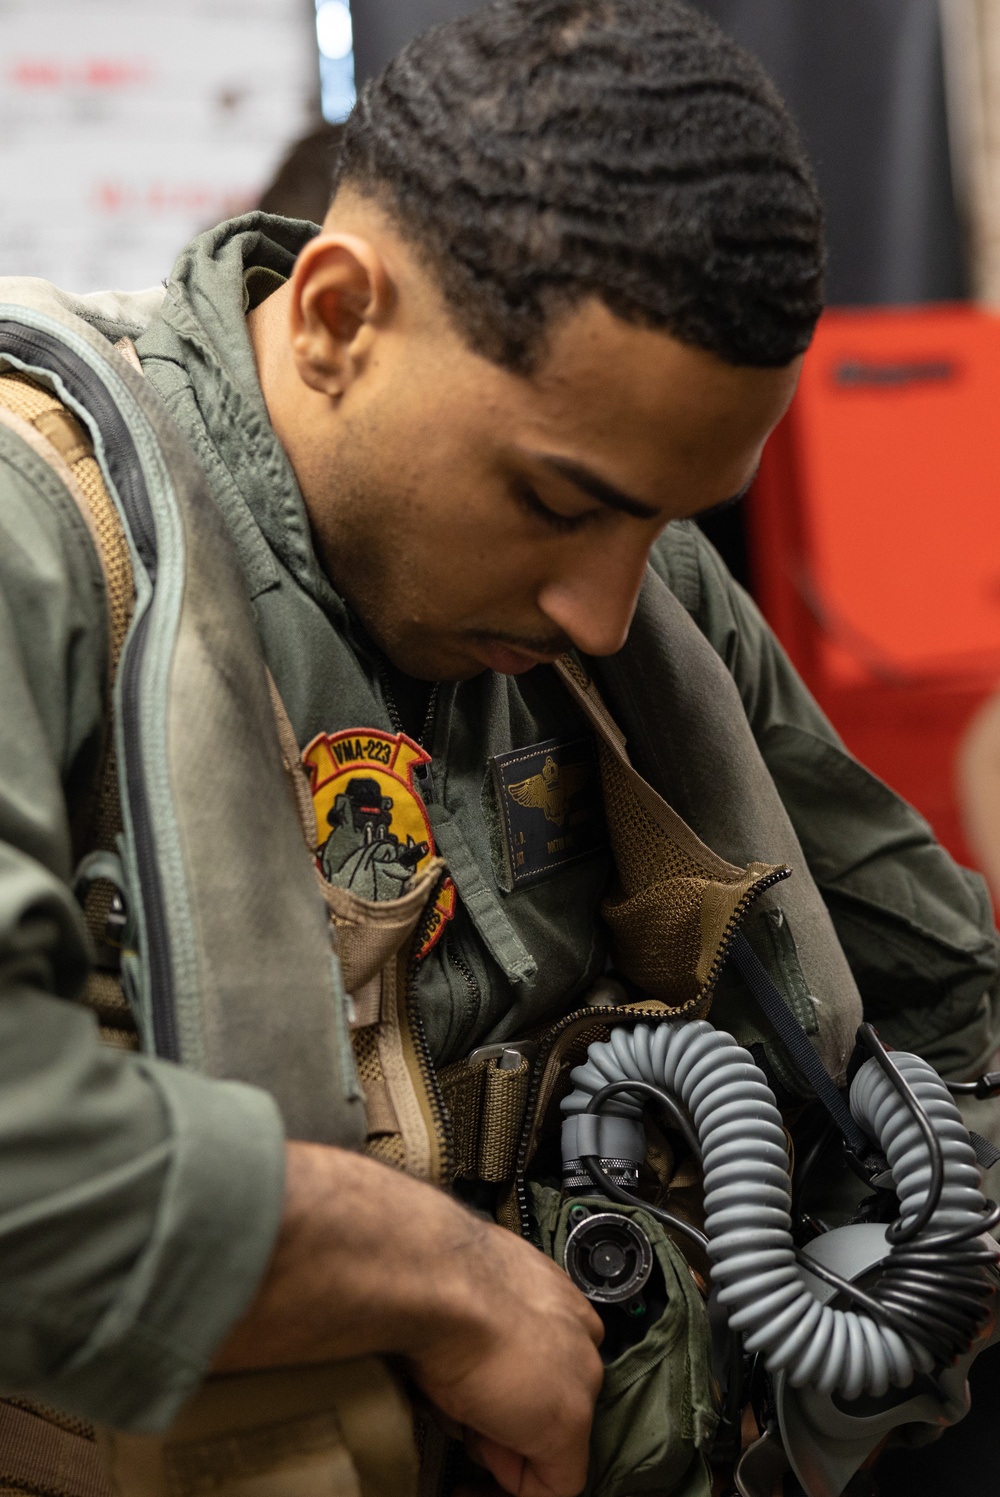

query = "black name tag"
(492, 736), (607, 888)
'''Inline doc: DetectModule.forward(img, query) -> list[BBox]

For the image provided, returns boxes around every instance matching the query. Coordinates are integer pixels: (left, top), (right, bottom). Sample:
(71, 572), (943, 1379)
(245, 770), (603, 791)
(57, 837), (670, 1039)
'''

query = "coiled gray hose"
(561, 1021), (992, 1400)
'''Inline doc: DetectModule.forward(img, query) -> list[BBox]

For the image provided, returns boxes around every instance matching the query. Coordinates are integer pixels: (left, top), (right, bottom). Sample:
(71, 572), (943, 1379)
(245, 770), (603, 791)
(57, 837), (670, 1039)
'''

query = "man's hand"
(215, 1142), (604, 1497)
(410, 1209), (603, 1497)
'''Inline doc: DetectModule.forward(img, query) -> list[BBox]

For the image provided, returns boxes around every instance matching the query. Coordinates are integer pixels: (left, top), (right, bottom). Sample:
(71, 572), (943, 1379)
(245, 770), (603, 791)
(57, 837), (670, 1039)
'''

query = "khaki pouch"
(97, 1360), (418, 1497)
(327, 863), (451, 1181)
(531, 1185), (715, 1497)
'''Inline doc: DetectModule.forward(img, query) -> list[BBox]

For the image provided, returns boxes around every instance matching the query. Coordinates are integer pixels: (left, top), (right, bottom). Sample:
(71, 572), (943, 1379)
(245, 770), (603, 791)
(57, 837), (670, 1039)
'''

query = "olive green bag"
(530, 1184), (716, 1497)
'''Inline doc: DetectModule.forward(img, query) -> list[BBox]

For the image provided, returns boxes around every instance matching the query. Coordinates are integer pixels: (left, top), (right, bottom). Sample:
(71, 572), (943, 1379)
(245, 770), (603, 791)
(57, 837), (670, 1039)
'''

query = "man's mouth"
(468, 639), (563, 675)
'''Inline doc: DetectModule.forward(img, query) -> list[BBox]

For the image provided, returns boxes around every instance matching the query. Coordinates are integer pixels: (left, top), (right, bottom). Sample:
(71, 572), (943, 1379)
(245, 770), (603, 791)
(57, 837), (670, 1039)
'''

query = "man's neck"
(378, 654), (437, 746)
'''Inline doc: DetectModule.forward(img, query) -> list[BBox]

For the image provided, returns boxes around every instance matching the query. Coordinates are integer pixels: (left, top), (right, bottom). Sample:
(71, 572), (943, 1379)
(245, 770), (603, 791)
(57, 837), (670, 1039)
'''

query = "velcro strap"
(362, 1076), (400, 1136)
(0, 1401), (113, 1497)
(33, 407), (93, 465)
(440, 1054), (531, 1183)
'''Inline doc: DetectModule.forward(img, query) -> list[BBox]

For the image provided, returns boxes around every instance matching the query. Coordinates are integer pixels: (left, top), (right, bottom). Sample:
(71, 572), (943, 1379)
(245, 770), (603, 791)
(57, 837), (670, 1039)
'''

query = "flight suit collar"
(148, 213), (351, 629)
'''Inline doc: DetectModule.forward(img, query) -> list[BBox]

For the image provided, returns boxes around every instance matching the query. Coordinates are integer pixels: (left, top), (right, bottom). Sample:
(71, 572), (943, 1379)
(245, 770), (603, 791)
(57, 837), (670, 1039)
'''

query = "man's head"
(249, 0), (822, 680)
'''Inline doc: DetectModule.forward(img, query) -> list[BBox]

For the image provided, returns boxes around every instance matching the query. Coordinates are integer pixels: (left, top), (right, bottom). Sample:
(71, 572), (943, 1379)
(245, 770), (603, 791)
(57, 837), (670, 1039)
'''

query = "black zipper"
(700, 864), (791, 996)
(447, 943), (481, 1031)
(0, 324), (178, 1059)
(511, 862), (793, 1236)
(378, 659), (440, 750)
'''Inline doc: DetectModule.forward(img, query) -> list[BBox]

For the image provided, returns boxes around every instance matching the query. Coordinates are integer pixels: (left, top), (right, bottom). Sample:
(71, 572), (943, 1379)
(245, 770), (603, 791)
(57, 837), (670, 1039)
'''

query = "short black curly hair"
(335, 0), (824, 373)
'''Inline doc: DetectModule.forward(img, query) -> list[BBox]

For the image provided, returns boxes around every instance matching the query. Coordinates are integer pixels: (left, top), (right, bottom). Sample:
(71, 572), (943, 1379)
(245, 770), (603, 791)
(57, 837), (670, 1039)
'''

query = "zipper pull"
(413, 759), (434, 804)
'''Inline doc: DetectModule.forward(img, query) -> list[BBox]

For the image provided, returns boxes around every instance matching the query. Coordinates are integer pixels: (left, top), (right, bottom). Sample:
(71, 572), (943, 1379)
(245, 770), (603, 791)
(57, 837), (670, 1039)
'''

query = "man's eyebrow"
(537, 454), (662, 521)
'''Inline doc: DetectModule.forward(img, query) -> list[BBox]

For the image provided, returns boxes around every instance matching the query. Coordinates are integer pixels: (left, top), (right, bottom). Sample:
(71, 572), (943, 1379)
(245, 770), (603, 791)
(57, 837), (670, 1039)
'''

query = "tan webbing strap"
(438, 1053), (531, 1182)
(555, 655), (789, 1014)
(0, 370), (134, 674)
(99, 1360), (418, 1497)
(0, 1400), (113, 1497)
(0, 367), (138, 1049)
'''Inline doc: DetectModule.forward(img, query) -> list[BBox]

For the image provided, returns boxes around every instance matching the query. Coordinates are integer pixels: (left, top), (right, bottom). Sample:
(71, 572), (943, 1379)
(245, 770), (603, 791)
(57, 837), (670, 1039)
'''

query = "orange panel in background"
(751, 304), (1000, 871)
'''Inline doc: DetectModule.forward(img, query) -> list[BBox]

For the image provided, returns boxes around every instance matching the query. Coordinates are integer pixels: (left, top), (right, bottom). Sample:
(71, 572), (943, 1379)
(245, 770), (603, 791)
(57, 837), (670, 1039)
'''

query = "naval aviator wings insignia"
(492, 735), (607, 888)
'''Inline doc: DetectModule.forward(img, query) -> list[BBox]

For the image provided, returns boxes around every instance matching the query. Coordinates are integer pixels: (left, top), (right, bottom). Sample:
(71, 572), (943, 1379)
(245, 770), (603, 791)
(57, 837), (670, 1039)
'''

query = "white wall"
(0, 0), (320, 291)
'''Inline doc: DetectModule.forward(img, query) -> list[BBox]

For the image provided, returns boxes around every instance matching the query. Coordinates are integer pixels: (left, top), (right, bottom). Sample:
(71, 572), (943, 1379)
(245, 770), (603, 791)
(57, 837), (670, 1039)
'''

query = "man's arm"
(651, 520), (1000, 1078)
(0, 426), (603, 1494)
(0, 425), (290, 1430)
(218, 1144), (603, 1497)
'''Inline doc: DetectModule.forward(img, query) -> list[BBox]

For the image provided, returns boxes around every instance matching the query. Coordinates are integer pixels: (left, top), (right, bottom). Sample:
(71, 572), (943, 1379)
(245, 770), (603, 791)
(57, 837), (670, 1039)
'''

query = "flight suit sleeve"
(650, 520), (1000, 1080)
(0, 424), (287, 1432)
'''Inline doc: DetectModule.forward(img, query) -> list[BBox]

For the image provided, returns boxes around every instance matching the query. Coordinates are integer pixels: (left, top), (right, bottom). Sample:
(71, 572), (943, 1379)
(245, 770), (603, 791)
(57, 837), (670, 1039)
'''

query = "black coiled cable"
(854, 1026), (1000, 1366)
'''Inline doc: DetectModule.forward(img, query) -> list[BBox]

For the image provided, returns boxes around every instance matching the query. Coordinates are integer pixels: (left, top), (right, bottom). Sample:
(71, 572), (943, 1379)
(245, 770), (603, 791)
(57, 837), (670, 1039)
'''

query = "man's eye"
(513, 479), (590, 534)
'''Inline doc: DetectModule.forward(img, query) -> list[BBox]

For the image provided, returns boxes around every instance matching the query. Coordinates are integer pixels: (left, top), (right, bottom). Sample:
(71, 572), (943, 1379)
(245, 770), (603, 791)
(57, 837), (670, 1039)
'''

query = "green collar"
(138, 214), (349, 623)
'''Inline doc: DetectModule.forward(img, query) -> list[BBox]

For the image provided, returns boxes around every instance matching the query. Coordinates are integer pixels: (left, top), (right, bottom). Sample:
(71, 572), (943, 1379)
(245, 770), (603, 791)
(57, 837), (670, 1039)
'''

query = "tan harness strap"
(438, 1050), (531, 1183)
(0, 369), (135, 676)
(0, 1401), (113, 1497)
(99, 1359), (418, 1497)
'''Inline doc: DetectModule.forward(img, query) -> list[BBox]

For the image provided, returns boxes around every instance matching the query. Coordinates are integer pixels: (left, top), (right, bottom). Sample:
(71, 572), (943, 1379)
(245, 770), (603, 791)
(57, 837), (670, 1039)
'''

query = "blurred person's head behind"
(257, 123), (345, 226)
(249, 0), (823, 681)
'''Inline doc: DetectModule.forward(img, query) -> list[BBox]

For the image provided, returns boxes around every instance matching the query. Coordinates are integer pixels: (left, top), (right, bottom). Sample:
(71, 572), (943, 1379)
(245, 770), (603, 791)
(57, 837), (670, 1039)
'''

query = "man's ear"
(288, 232), (393, 398)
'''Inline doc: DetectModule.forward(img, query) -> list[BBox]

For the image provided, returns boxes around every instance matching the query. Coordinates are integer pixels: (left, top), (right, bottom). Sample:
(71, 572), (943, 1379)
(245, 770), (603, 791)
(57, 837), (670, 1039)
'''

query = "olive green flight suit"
(0, 213), (995, 1437)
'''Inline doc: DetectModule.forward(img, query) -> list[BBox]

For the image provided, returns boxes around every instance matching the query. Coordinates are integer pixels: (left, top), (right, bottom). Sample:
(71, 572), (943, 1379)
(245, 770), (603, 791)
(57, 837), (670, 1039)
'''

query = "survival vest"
(0, 283), (420, 1497)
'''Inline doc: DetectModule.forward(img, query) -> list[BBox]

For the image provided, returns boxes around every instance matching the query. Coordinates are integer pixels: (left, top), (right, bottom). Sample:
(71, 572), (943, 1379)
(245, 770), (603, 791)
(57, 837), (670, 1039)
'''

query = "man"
(0, 3), (997, 1497)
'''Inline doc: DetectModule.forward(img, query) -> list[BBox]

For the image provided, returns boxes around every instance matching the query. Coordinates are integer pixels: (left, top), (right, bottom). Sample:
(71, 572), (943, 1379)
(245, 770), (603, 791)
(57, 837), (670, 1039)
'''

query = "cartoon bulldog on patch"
(320, 775), (428, 899)
(302, 727), (457, 955)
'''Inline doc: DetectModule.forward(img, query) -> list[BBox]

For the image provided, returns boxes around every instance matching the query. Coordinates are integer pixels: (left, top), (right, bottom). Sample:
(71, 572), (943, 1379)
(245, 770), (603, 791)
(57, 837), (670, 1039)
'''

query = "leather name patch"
(492, 735), (607, 888)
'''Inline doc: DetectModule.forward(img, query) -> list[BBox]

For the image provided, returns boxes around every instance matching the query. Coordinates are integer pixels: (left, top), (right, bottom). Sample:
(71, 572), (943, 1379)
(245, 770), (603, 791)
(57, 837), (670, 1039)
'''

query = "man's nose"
(536, 540), (649, 658)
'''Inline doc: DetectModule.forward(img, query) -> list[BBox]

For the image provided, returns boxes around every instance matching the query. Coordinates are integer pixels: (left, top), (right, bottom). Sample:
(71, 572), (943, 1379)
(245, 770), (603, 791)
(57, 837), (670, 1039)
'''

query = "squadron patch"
(302, 728), (456, 957)
(492, 735), (607, 888)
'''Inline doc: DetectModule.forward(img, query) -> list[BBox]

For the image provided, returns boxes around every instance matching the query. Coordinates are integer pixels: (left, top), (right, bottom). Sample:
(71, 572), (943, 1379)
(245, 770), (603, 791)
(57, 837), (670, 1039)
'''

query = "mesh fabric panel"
(0, 1401), (94, 1443)
(352, 1025), (408, 1171)
(597, 741), (710, 1008)
(596, 740), (769, 1011)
